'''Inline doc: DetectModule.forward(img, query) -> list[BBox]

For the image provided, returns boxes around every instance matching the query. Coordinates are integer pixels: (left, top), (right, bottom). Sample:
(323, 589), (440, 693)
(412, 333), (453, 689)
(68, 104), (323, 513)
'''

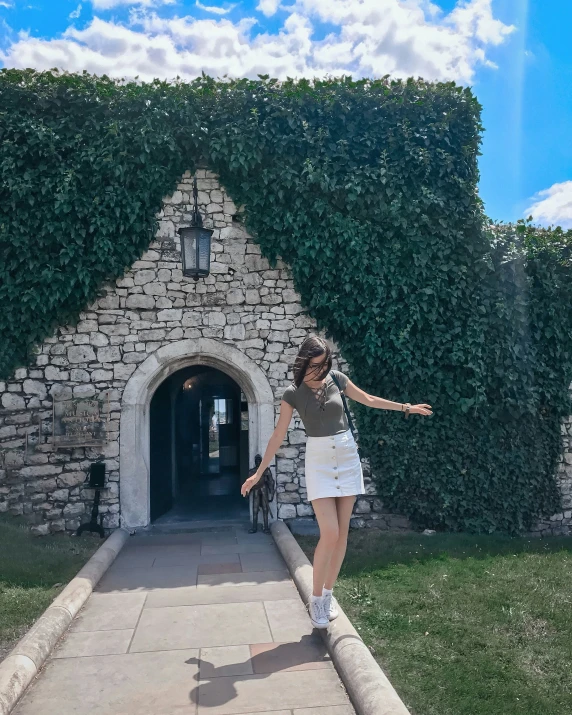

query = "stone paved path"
(14, 525), (355, 715)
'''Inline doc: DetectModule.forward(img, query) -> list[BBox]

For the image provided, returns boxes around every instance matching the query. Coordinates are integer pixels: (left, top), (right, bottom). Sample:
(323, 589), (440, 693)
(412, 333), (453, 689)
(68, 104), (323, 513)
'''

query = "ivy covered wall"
(1, 69), (571, 533)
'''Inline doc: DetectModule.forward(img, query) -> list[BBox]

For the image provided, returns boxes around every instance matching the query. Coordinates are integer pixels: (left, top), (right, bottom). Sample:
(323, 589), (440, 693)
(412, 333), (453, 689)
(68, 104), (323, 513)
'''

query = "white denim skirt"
(305, 429), (365, 502)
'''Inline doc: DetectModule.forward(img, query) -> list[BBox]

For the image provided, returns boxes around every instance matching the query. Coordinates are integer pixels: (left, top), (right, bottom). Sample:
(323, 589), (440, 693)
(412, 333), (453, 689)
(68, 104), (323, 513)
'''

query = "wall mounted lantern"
(178, 177), (213, 280)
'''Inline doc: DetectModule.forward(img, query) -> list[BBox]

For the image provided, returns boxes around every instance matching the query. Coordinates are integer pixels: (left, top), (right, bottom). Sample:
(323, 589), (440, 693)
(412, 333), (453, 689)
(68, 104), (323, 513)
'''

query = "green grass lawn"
(297, 530), (572, 715)
(0, 515), (100, 662)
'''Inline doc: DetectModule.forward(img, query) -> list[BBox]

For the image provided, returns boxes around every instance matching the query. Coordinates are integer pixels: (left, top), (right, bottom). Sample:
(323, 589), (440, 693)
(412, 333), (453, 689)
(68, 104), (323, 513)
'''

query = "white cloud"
(0, 0), (515, 83)
(525, 181), (572, 230)
(196, 1), (237, 16)
(69, 4), (82, 19)
(91, 0), (175, 8)
(257, 0), (281, 17)
(447, 0), (514, 45)
(0, 1), (14, 7)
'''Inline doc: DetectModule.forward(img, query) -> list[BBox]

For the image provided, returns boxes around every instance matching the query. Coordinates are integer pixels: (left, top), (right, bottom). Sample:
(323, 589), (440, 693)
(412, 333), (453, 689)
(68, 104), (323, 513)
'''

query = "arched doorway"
(119, 338), (275, 529)
(149, 365), (249, 523)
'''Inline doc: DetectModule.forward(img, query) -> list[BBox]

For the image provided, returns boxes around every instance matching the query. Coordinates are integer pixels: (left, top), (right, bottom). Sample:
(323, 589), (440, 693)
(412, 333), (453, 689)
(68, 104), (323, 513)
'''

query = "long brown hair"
(292, 336), (332, 387)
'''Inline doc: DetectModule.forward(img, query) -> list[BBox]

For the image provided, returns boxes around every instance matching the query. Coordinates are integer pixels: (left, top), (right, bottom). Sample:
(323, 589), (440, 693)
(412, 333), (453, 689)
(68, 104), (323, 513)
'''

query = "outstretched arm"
(345, 380), (432, 416)
(241, 401), (294, 497)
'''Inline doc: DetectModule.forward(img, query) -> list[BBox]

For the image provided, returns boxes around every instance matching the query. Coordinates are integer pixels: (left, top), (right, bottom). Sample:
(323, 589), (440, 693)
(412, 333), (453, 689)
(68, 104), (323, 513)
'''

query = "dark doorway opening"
(150, 365), (250, 524)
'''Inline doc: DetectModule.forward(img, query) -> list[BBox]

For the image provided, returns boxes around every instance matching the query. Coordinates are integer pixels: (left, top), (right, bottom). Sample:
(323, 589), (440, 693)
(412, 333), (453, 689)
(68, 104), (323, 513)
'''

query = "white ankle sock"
(322, 587), (333, 596)
(311, 594), (323, 602)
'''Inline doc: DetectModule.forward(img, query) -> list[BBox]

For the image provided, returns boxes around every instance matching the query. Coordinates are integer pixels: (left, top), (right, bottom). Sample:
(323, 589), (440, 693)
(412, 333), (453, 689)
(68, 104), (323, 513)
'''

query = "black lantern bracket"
(190, 176), (203, 230)
(75, 462), (106, 538)
(177, 177), (213, 281)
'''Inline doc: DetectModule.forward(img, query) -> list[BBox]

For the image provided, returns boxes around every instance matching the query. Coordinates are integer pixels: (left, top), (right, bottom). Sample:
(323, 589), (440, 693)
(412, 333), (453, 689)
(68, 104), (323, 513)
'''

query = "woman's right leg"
(311, 497), (339, 597)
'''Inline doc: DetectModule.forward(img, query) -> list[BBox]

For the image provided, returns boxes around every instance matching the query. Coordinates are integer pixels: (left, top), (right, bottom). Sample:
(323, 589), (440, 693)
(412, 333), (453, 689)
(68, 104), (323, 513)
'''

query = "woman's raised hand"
(410, 404), (433, 416)
(241, 471), (261, 497)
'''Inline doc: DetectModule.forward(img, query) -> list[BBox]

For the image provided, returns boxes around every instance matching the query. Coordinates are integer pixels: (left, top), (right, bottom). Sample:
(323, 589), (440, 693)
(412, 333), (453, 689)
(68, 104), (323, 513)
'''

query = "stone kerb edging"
(0, 528), (130, 715)
(271, 520), (411, 715)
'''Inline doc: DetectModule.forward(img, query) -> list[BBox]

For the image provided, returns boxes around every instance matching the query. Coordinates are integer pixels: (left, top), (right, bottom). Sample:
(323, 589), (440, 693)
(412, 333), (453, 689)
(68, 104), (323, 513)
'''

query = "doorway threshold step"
(139, 519), (251, 535)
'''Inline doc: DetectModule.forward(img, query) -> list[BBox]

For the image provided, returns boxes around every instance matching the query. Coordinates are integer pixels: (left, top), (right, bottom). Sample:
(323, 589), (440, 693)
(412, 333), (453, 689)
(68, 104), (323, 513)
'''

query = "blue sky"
(0, 0), (570, 228)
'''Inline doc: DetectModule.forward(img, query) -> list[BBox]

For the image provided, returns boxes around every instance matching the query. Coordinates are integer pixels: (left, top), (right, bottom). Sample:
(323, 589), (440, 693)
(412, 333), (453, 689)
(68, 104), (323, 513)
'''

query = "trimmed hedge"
(1, 69), (571, 532)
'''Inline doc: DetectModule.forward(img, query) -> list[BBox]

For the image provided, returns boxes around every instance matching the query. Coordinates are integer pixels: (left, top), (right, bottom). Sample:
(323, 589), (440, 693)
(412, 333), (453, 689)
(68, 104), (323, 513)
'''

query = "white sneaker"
(322, 589), (339, 621)
(308, 595), (329, 629)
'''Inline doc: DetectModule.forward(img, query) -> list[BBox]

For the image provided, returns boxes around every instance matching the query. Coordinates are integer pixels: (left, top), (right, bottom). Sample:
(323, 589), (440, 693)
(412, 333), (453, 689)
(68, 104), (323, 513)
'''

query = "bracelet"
(403, 403), (411, 418)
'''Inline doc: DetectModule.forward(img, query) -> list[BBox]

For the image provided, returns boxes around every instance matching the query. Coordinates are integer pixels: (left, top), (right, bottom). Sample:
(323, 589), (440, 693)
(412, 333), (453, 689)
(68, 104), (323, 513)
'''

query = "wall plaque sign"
(52, 394), (109, 448)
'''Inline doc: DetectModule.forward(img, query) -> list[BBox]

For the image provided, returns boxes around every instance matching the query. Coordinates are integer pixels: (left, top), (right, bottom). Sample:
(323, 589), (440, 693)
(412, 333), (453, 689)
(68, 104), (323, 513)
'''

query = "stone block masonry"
(0, 170), (401, 533)
(0, 169), (569, 536)
(530, 413), (572, 536)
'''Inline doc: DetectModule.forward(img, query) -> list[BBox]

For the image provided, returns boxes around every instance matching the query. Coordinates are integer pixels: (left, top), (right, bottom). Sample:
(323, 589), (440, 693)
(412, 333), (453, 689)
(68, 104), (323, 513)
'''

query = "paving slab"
(152, 552), (240, 568)
(234, 531), (274, 545)
(197, 561), (242, 575)
(14, 649), (200, 715)
(263, 600), (315, 642)
(250, 639), (331, 673)
(202, 709), (353, 715)
(239, 551), (285, 572)
(120, 543), (202, 559)
(294, 707), (355, 715)
(201, 542), (278, 555)
(129, 602), (272, 652)
(197, 570), (290, 588)
(195, 669), (350, 714)
(197, 540), (241, 551)
(111, 550), (157, 569)
(52, 629), (133, 659)
(70, 592), (146, 632)
(96, 565), (198, 593)
(199, 646), (254, 678)
(144, 582), (299, 608)
(131, 531), (231, 546)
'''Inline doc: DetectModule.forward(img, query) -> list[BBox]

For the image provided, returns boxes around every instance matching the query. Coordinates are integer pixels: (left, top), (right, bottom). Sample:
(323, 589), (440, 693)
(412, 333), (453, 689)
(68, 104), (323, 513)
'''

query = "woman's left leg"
(311, 497), (340, 597)
(324, 495), (355, 590)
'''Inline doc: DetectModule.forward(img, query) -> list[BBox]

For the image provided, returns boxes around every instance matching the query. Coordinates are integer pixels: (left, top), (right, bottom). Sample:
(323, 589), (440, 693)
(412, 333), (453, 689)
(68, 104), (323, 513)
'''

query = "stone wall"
(1, 169), (568, 536)
(530, 412), (572, 536)
(0, 169), (405, 534)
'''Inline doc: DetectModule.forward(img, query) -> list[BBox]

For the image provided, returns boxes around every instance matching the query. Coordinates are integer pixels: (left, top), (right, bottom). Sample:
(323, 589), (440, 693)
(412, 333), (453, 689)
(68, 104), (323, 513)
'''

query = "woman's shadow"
(186, 633), (330, 708)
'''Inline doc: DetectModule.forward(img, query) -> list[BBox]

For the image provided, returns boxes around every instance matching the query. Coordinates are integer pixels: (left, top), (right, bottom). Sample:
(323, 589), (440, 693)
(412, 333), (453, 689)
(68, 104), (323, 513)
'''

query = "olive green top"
(281, 369), (350, 438)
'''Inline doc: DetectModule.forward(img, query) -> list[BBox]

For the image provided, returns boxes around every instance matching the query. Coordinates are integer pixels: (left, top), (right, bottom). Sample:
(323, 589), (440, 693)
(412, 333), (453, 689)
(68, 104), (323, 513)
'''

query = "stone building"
(0, 170), (570, 536)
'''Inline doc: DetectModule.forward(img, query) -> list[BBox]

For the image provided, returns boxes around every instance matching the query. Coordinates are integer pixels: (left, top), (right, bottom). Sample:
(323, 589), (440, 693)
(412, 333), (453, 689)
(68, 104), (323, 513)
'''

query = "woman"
(241, 335), (432, 629)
